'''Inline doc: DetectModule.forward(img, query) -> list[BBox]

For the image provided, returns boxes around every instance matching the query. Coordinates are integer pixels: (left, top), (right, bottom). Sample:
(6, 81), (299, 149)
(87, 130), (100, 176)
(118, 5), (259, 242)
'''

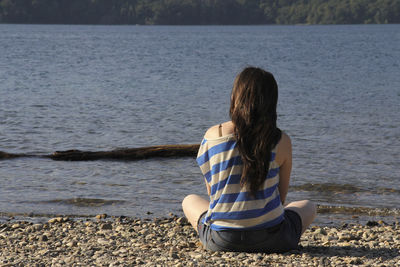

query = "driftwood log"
(0, 151), (33, 159)
(0, 144), (200, 161)
(49, 144), (200, 161)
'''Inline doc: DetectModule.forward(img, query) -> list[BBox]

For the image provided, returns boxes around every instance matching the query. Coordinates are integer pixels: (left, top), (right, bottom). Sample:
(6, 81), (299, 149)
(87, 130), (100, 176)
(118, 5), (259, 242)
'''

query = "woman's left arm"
(277, 133), (292, 205)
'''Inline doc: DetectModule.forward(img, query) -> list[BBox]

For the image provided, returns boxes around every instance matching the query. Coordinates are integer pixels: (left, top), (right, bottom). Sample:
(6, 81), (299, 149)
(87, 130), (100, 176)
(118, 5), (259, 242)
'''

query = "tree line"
(0, 0), (399, 25)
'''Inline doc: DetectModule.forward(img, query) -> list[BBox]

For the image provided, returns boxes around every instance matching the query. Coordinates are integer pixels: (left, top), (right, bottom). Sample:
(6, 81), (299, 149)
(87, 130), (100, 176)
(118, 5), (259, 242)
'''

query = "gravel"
(0, 215), (399, 266)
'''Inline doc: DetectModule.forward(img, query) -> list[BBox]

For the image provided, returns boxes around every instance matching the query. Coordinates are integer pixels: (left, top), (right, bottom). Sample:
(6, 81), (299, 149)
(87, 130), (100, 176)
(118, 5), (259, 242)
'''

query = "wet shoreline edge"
(1, 203), (399, 225)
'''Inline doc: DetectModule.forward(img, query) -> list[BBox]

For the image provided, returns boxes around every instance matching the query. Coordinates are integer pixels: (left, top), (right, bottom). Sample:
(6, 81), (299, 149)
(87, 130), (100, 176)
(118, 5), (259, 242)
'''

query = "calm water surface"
(0, 24), (399, 224)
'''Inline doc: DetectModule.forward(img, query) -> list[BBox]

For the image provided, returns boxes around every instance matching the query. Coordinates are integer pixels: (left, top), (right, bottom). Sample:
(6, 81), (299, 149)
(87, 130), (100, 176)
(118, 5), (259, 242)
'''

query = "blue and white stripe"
(197, 134), (284, 230)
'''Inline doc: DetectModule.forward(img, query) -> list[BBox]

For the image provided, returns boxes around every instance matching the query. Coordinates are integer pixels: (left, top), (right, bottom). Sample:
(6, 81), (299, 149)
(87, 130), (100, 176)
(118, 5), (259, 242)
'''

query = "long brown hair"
(230, 67), (282, 196)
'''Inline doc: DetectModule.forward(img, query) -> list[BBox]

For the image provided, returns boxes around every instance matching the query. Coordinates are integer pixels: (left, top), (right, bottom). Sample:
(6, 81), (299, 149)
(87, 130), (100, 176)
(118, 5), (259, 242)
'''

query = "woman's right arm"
(277, 132), (292, 205)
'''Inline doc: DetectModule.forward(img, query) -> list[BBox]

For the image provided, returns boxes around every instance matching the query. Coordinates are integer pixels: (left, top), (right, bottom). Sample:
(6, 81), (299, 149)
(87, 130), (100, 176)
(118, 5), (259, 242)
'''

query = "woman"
(182, 67), (316, 252)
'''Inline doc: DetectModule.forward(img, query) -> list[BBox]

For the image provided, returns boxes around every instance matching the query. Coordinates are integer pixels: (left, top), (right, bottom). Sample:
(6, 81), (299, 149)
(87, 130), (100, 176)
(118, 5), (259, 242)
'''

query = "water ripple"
(30, 198), (127, 207)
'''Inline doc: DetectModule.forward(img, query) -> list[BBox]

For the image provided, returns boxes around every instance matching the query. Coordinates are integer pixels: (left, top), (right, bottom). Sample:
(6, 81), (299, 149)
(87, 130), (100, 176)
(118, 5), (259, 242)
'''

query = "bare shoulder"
(279, 131), (292, 148)
(275, 131), (292, 165)
(204, 124), (220, 139)
(204, 121), (234, 139)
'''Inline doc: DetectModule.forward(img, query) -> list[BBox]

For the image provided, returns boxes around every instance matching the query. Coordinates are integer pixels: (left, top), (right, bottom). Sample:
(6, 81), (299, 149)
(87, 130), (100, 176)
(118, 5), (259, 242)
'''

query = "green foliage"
(0, 0), (398, 24)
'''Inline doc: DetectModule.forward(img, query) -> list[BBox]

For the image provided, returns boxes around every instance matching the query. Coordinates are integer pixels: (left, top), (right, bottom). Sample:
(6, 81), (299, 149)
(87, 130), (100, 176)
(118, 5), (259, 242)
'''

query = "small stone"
(11, 223), (21, 229)
(315, 228), (327, 235)
(139, 229), (148, 235)
(96, 214), (107, 220)
(118, 248), (127, 254)
(176, 217), (187, 225)
(32, 224), (43, 231)
(39, 235), (48, 242)
(97, 238), (109, 245)
(341, 241), (351, 247)
(189, 252), (202, 259)
(64, 256), (73, 263)
(319, 257), (330, 265)
(366, 221), (379, 227)
(350, 258), (363, 264)
(67, 241), (77, 247)
(48, 217), (63, 224)
(187, 242), (197, 248)
(169, 248), (179, 259)
(115, 225), (124, 232)
(100, 223), (113, 230)
(253, 254), (263, 261)
(338, 232), (358, 241)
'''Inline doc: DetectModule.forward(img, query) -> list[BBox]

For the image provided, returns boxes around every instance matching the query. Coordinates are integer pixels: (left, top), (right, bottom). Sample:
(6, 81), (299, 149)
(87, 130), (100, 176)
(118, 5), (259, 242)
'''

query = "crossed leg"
(182, 195), (316, 235)
(182, 194), (209, 232)
(285, 200), (317, 234)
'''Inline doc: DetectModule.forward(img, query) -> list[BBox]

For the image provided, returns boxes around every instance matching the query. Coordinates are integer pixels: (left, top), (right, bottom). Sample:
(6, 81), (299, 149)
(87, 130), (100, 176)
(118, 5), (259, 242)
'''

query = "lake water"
(0, 24), (399, 225)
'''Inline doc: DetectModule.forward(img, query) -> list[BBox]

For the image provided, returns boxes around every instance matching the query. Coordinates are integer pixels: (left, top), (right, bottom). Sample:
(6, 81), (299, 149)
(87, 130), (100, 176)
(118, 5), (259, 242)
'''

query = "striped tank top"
(196, 134), (284, 231)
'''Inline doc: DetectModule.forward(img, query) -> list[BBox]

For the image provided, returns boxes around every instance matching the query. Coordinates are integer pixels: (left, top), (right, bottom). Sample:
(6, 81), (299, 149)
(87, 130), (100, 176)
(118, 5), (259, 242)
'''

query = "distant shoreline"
(0, 0), (398, 25)
(1, 22), (399, 26)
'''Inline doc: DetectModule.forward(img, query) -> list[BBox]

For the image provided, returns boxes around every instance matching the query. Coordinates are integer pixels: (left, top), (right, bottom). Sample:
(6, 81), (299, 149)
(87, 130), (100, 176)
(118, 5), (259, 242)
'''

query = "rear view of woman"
(182, 67), (316, 252)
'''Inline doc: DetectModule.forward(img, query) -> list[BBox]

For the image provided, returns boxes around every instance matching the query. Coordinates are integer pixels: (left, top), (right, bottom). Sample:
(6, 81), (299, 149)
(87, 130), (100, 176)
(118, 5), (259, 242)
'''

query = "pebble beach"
(0, 215), (399, 267)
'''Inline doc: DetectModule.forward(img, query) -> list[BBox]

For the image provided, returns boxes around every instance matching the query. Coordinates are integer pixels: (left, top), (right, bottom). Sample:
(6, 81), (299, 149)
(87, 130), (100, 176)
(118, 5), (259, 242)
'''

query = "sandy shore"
(0, 215), (399, 266)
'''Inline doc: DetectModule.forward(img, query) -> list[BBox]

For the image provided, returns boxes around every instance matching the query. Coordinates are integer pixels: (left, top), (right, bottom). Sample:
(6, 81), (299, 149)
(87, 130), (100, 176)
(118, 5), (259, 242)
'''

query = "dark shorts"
(197, 209), (302, 253)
